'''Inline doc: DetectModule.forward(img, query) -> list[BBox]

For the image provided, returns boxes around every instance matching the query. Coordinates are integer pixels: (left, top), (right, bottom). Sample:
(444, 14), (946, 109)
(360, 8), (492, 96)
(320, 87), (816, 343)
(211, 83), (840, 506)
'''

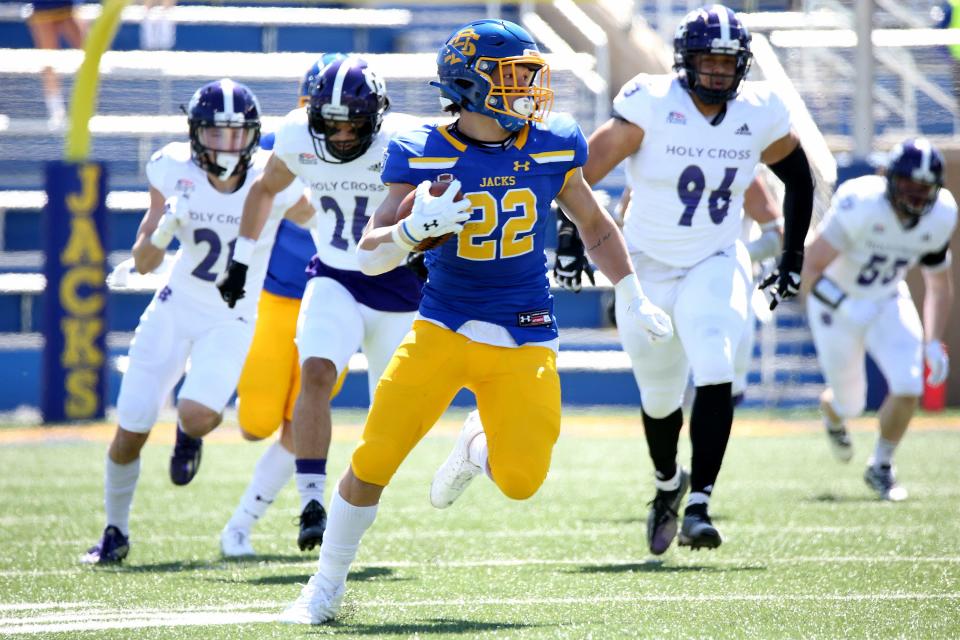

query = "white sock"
(315, 490), (378, 588)
(296, 473), (326, 511)
(870, 437), (897, 467)
(654, 466), (682, 492)
(687, 491), (710, 508)
(104, 456), (140, 536)
(227, 441), (295, 532)
(45, 92), (65, 121)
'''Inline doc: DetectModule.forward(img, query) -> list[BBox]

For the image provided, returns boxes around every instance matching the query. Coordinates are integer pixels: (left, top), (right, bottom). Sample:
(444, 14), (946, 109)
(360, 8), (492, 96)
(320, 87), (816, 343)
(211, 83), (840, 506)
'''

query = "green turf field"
(2, 409), (959, 638)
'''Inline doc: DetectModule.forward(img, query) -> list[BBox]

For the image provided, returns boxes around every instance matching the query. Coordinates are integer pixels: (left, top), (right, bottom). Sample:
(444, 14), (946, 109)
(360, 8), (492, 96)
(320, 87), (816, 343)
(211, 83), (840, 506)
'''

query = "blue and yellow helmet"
(432, 19), (553, 132)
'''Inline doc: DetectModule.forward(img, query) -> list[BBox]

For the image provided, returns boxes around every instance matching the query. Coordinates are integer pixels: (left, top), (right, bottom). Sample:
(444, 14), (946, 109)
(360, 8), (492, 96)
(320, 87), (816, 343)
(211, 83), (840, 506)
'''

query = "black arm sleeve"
(767, 143), (815, 259)
(920, 242), (950, 268)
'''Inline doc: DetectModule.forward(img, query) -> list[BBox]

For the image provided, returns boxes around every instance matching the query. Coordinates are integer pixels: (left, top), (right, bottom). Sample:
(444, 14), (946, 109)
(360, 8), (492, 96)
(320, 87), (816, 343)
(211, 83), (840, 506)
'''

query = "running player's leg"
(862, 289), (923, 501)
(83, 298), (190, 564)
(291, 278), (364, 549)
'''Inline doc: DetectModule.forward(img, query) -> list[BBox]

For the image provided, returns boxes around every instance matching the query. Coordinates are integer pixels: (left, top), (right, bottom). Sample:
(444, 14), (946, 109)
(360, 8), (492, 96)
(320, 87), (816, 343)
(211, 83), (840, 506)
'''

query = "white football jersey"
(272, 108), (424, 271)
(818, 175), (957, 301)
(614, 74), (792, 267)
(146, 142), (303, 316)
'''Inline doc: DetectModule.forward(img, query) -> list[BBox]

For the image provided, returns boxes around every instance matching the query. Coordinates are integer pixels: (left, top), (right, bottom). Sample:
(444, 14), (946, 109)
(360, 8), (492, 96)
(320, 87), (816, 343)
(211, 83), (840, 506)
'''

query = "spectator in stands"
(140, 0), (175, 50)
(25, 0), (85, 129)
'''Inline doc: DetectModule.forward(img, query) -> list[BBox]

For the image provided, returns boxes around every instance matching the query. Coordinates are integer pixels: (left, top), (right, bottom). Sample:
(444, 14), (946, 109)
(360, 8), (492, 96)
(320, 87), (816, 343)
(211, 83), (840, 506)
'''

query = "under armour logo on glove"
(424, 220), (439, 231)
(759, 250), (803, 310)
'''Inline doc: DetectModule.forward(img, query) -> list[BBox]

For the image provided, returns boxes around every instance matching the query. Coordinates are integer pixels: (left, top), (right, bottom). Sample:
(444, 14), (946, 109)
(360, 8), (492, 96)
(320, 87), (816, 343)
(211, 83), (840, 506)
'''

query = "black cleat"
(678, 503), (723, 550)
(297, 499), (327, 551)
(81, 525), (130, 565)
(646, 467), (690, 555)
(170, 427), (203, 486)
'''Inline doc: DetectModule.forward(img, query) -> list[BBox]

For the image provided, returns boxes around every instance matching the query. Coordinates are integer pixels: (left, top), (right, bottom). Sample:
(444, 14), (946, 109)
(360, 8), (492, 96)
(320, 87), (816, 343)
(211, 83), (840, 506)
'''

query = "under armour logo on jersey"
(424, 220), (439, 231)
(667, 111), (686, 125)
(513, 160), (530, 172)
(158, 286), (172, 302)
(735, 123), (751, 135)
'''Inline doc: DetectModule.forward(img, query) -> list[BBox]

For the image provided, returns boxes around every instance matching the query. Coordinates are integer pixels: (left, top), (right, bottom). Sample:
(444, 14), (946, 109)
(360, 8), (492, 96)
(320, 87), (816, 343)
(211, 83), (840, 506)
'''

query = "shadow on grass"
(213, 566), (410, 587)
(568, 560), (766, 575)
(807, 493), (880, 503)
(311, 617), (538, 636)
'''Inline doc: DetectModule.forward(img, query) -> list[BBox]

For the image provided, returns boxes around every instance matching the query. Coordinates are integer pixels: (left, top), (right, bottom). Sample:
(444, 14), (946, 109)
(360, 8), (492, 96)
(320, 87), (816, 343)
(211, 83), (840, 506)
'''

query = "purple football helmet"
(306, 56), (390, 162)
(674, 4), (752, 105)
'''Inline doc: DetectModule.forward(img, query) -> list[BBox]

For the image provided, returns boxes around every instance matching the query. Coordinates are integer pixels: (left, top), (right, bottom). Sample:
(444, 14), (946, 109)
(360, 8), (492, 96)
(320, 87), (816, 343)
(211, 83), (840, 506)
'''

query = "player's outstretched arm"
(920, 248), (954, 385)
(131, 186), (171, 274)
(583, 117), (644, 187)
(759, 131), (815, 309)
(558, 168), (673, 343)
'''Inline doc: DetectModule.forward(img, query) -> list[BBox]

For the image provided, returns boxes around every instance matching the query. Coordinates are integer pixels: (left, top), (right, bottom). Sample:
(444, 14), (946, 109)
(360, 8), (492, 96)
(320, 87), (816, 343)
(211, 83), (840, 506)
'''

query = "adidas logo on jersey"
(367, 161), (383, 173)
(667, 111), (686, 125)
(735, 123), (751, 135)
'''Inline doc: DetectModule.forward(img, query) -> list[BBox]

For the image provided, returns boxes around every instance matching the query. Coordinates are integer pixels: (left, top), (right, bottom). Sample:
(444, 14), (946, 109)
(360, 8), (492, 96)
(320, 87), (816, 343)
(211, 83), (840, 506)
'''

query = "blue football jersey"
(381, 114), (588, 344)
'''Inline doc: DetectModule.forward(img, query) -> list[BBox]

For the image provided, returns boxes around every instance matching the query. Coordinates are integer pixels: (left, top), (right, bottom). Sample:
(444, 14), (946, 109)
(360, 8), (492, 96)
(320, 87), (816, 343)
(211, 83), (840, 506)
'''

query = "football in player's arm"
(800, 138), (955, 501)
(579, 4), (815, 554)
(219, 56), (426, 555)
(278, 18), (672, 625)
(82, 79), (302, 565)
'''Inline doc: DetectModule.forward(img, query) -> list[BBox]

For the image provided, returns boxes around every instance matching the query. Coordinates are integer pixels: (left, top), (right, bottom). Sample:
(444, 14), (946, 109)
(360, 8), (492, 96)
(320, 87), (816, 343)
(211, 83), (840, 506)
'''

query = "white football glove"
(150, 195), (190, 249)
(393, 180), (473, 250)
(925, 340), (949, 386)
(616, 275), (674, 344)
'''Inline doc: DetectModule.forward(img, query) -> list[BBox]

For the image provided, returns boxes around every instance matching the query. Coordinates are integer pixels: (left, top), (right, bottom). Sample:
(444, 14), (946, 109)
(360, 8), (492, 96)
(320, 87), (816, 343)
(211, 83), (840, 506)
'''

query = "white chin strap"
(215, 152), (241, 177)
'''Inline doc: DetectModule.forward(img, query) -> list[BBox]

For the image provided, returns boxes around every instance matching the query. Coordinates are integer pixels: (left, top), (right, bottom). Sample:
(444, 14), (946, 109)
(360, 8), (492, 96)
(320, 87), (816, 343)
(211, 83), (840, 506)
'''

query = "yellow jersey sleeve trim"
(514, 125), (530, 150)
(408, 157), (459, 169)
(438, 125), (467, 152)
(559, 167), (577, 194)
(530, 150), (576, 163)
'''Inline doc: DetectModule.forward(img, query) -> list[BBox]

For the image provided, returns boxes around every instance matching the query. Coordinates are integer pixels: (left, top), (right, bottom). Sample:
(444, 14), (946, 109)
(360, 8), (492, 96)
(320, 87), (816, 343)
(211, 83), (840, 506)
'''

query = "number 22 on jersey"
(457, 188), (538, 261)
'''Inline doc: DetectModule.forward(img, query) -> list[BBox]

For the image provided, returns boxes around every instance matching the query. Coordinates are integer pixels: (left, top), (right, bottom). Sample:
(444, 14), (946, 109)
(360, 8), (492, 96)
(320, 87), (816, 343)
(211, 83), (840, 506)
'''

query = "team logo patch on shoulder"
(518, 309), (552, 327)
(174, 178), (194, 197)
(299, 153), (318, 165)
(735, 123), (751, 135)
(667, 111), (686, 125)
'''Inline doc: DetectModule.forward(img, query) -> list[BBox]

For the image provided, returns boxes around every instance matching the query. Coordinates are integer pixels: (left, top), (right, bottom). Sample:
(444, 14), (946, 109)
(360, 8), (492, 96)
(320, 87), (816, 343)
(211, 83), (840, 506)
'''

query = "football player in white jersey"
(81, 79), (307, 564)
(217, 57), (425, 552)
(581, 4), (815, 552)
(802, 138), (955, 501)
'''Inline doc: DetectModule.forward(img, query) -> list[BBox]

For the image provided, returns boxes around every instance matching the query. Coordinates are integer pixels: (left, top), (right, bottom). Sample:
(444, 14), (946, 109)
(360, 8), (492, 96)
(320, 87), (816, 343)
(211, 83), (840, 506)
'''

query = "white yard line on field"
(3, 593), (960, 635)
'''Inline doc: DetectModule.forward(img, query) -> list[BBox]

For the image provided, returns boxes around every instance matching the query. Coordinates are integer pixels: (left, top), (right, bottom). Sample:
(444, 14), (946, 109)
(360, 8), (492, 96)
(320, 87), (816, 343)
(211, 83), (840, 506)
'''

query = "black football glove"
(216, 260), (248, 309)
(553, 208), (595, 293)
(404, 251), (429, 280)
(759, 249), (803, 310)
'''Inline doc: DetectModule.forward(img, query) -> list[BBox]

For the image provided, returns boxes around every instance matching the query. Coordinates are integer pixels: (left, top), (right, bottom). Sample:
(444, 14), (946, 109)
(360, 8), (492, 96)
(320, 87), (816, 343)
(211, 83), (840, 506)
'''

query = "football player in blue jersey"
(278, 19), (674, 624)
(219, 54), (349, 558)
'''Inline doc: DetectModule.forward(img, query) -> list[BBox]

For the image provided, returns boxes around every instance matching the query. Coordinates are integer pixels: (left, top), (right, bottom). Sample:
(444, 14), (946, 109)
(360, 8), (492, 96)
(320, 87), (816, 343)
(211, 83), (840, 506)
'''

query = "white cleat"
(430, 410), (484, 509)
(864, 464), (909, 502)
(220, 526), (255, 558)
(278, 574), (345, 625)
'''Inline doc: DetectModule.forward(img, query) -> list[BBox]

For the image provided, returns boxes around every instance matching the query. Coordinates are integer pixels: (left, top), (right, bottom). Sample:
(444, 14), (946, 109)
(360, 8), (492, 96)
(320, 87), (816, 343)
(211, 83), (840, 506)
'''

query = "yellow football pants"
(351, 320), (561, 500)
(237, 290), (345, 439)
